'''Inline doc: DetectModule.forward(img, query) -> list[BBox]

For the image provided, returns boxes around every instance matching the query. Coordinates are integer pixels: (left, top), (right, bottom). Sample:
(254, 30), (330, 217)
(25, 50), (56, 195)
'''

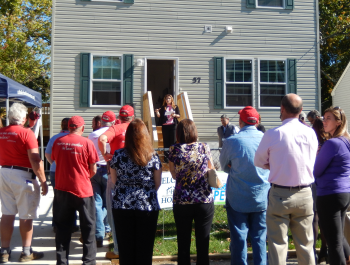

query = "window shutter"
(287, 58), (297, 94)
(124, 0), (134, 3)
(247, 0), (256, 8)
(285, 0), (294, 10)
(80, 53), (90, 108)
(123, 54), (134, 105)
(214, 57), (224, 109)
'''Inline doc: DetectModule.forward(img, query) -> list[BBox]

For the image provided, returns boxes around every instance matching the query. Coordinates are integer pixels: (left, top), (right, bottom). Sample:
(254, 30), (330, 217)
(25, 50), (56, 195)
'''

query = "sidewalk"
(3, 186), (111, 264)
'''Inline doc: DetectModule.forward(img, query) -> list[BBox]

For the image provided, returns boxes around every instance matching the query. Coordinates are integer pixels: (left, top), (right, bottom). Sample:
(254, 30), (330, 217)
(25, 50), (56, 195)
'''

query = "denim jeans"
(226, 201), (267, 265)
(91, 166), (110, 241)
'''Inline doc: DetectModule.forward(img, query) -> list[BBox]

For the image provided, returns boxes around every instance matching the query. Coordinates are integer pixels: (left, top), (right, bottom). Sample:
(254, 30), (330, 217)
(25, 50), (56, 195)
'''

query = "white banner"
(157, 171), (228, 209)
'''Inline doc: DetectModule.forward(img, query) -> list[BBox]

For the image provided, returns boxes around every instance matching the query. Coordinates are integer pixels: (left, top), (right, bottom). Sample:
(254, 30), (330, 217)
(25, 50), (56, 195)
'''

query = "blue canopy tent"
(0, 73), (44, 159)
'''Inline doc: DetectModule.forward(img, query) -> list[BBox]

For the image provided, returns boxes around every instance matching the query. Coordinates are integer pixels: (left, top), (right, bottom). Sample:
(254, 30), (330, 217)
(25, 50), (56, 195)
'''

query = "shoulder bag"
(206, 151), (223, 189)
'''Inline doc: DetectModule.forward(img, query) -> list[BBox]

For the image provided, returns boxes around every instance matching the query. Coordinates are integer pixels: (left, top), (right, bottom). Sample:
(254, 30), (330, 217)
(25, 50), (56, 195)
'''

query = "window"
(259, 59), (286, 108)
(257, 0), (283, 7)
(225, 59), (253, 108)
(91, 55), (122, 106)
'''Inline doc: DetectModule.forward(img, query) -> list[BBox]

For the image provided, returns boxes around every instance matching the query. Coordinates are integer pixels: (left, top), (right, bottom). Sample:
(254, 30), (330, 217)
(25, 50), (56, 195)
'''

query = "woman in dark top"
(155, 94), (180, 161)
(109, 119), (162, 265)
(314, 107), (350, 265)
(169, 119), (214, 265)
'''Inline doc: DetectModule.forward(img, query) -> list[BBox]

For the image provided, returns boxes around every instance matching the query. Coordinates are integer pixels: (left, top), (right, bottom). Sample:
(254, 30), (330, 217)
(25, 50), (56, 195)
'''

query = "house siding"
(332, 66), (350, 132)
(51, 0), (319, 141)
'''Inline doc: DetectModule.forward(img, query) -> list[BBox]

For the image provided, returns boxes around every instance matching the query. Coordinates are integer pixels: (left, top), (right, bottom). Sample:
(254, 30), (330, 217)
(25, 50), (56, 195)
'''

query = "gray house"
(331, 61), (350, 131)
(51, 0), (321, 144)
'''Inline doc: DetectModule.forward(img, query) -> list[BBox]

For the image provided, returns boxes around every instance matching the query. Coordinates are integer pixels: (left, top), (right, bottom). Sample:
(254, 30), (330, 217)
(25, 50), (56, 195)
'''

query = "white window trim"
(258, 58), (287, 110)
(224, 57), (255, 109)
(256, 0), (285, 9)
(89, 53), (123, 108)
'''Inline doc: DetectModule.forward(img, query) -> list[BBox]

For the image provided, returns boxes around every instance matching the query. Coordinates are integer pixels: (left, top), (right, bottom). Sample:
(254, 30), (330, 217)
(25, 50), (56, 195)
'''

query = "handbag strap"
(339, 136), (350, 153)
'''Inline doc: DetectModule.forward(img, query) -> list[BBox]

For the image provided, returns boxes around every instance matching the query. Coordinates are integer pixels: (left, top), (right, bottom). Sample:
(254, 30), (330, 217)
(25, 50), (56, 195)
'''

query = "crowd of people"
(0, 93), (349, 265)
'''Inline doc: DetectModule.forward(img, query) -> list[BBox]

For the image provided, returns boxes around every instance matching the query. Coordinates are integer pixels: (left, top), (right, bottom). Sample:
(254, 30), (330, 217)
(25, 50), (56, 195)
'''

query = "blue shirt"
(220, 125), (270, 213)
(45, 131), (69, 172)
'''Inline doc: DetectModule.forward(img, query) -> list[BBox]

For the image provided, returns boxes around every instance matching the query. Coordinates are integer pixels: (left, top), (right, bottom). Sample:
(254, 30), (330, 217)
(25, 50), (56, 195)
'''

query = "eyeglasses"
(334, 106), (343, 121)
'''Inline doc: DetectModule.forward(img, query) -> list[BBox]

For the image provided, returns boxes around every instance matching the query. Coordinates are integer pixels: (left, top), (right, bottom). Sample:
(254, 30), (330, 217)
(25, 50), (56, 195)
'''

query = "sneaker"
(105, 251), (119, 260)
(0, 251), (11, 263)
(19, 251), (44, 262)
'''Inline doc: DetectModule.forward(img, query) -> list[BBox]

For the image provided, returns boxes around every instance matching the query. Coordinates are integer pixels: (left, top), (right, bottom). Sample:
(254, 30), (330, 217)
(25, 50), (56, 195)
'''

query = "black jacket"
(158, 105), (180, 126)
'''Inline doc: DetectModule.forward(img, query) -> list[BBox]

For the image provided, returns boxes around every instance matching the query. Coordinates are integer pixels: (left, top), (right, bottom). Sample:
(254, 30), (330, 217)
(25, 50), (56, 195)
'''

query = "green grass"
(110, 205), (322, 256)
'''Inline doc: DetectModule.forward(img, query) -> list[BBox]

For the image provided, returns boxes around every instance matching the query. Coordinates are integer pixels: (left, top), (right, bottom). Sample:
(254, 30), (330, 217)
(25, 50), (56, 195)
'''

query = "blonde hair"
(324, 106), (350, 140)
(162, 94), (176, 110)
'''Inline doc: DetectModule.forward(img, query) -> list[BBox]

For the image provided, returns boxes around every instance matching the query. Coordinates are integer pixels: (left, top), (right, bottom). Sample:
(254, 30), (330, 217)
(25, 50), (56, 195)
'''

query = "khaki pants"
(267, 186), (315, 265)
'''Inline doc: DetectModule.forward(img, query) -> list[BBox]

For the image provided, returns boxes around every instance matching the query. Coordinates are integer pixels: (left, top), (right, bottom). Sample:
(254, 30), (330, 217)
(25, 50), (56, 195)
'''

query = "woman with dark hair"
(311, 117), (328, 263)
(155, 94), (180, 161)
(168, 119), (214, 265)
(109, 118), (162, 265)
(314, 107), (350, 265)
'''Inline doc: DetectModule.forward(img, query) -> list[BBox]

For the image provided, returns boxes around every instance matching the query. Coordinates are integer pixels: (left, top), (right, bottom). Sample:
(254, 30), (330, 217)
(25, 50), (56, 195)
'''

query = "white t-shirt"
(88, 127), (110, 165)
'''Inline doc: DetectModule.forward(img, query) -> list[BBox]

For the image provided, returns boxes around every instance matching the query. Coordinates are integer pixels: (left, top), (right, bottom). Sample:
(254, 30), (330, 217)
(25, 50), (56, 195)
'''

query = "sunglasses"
(334, 106), (343, 121)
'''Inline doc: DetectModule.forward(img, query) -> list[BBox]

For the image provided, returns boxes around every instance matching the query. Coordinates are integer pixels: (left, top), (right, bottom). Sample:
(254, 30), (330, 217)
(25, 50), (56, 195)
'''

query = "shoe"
(19, 251), (44, 262)
(105, 232), (112, 239)
(0, 251), (11, 263)
(105, 251), (119, 260)
(79, 235), (83, 244)
(96, 240), (103, 248)
(318, 247), (328, 263)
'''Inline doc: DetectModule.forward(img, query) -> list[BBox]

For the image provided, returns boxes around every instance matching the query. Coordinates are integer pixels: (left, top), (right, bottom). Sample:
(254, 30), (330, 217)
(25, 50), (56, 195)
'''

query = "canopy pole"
(6, 98), (9, 126)
(40, 116), (44, 161)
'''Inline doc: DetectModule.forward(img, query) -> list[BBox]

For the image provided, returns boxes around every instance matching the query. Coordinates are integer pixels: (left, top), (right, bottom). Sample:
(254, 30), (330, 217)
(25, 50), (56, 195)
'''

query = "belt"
(2, 165), (34, 174)
(97, 164), (107, 168)
(271, 184), (311, 190)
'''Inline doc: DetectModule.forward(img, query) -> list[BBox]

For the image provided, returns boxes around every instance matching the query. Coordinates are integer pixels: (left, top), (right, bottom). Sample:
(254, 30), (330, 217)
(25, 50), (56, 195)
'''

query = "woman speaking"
(155, 94), (180, 161)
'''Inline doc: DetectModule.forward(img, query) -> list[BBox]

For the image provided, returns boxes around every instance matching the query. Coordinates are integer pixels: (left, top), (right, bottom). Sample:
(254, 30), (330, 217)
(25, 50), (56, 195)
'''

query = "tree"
(320, 0), (350, 111)
(0, 0), (51, 101)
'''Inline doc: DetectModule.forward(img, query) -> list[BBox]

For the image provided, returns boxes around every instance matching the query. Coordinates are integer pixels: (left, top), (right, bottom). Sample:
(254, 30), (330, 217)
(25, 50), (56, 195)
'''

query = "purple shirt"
(314, 137), (350, 196)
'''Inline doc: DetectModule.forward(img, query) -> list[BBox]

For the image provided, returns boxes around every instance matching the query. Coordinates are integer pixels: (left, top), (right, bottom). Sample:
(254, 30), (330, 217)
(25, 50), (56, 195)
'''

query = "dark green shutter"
(80, 53), (90, 107)
(287, 59), (297, 94)
(247, 0), (256, 8)
(285, 0), (294, 10)
(214, 57), (224, 109)
(123, 54), (134, 105)
(124, 0), (134, 3)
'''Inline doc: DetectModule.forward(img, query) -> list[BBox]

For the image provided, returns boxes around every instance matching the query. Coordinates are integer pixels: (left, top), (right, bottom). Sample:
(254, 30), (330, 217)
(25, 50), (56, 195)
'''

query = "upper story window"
(225, 59), (253, 108)
(91, 55), (122, 106)
(259, 59), (286, 108)
(258, 0), (283, 8)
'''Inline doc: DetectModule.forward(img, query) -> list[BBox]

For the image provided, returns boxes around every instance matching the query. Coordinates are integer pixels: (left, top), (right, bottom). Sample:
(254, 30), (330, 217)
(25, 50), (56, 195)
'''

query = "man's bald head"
(281, 94), (303, 115)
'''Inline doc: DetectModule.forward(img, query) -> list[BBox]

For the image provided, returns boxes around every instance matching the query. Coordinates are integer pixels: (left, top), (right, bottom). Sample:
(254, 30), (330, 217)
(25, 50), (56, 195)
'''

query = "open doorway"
(146, 59), (174, 111)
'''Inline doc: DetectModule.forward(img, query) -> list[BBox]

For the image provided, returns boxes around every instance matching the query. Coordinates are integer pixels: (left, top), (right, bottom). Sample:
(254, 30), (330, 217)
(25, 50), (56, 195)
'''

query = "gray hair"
(307, 110), (321, 120)
(8, 103), (27, 125)
(299, 111), (307, 121)
(101, 120), (115, 127)
(221, 114), (229, 119)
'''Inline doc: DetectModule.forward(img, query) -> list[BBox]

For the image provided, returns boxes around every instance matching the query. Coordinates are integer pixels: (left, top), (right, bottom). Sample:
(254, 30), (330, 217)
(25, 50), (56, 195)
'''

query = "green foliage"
(0, 0), (51, 101)
(320, 0), (350, 112)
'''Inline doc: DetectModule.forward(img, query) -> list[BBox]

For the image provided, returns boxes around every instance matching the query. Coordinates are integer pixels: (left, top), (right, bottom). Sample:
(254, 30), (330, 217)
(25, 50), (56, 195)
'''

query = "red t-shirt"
(0, 125), (38, 168)
(52, 134), (99, 198)
(103, 122), (130, 154)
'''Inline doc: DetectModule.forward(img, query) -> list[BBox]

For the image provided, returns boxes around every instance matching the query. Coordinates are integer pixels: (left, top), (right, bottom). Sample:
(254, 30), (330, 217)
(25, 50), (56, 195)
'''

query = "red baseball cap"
(102, 111), (116, 122)
(68, 116), (85, 128)
(239, 106), (259, 125)
(119, 105), (134, 117)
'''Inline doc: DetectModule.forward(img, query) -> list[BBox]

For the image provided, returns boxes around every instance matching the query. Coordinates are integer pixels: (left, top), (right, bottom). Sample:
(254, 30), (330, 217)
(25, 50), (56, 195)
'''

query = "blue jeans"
(91, 166), (110, 241)
(226, 201), (267, 265)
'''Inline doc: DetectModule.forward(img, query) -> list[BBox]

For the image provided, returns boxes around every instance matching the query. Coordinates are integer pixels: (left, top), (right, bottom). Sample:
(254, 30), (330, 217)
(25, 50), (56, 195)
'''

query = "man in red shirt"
(0, 103), (48, 263)
(98, 105), (134, 162)
(52, 116), (99, 265)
